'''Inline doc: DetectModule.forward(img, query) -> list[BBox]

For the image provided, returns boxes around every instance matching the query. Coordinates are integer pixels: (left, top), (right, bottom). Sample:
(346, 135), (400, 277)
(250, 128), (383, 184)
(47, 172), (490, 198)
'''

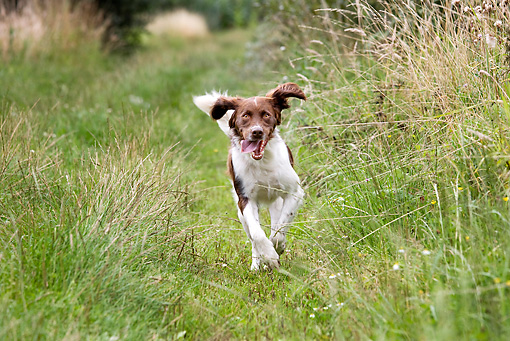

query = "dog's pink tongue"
(241, 140), (260, 154)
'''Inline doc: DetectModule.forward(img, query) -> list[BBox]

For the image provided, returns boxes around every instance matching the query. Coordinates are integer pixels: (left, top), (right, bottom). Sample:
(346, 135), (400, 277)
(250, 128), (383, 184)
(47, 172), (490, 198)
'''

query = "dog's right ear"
(210, 97), (241, 120)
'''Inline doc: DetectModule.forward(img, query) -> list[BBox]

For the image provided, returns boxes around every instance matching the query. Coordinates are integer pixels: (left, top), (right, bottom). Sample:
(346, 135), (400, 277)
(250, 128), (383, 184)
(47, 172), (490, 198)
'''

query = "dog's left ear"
(266, 82), (306, 111)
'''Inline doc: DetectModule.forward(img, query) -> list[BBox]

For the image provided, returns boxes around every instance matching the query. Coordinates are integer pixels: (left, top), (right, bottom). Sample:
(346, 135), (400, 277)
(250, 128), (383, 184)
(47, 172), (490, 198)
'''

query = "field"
(2, 1), (510, 340)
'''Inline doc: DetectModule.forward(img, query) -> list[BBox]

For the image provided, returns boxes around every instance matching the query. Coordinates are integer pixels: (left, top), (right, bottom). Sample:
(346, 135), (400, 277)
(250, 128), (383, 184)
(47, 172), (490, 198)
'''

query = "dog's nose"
(251, 127), (263, 139)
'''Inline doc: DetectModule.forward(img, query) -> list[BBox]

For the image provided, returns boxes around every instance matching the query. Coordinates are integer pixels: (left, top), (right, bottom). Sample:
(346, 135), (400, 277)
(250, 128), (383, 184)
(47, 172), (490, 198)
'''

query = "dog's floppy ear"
(210, 97), (241, 120)
(266, 82), (306, 111)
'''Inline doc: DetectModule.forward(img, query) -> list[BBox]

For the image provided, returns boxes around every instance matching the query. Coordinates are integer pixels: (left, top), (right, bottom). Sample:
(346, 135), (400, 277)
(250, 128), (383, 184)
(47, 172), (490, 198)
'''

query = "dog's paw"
(262, 257), (280, 270)
(270, 234), (286, 256)
(252, 237), (280, 270)
(260, 245), (280, 270)
(251, 257), (261, 271)
(251, 254), (279, 271)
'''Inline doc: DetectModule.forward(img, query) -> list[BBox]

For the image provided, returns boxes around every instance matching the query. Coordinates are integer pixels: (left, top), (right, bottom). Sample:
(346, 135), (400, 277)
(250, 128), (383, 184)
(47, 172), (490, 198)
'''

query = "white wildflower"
(422, 250), (431, 255)
(393, 263), (400, 270)
(486, 34), (497, 48)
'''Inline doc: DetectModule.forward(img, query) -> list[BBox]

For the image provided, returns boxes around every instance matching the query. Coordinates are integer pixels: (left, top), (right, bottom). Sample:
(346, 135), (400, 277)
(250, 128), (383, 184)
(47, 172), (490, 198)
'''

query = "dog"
(193, 83), (306, 270)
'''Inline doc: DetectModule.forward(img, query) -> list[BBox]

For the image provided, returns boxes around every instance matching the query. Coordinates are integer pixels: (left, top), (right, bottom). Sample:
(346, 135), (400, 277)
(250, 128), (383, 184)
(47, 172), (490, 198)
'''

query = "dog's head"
(210, 82), (306, 160)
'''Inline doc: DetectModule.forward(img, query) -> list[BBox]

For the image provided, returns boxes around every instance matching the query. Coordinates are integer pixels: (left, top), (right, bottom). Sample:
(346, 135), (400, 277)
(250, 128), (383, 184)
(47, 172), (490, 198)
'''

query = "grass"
(2, 1), (510, 339)
(0, 30), (337, 339)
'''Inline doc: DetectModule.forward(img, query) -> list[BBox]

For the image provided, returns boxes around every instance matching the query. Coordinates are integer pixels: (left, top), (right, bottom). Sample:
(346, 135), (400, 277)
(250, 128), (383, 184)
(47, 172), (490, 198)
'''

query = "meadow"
(1, 1), (510, 339)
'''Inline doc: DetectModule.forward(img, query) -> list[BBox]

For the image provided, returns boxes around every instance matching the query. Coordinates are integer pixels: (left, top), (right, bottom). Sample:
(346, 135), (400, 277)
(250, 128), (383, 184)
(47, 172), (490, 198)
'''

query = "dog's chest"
(232, 141), (299, 204)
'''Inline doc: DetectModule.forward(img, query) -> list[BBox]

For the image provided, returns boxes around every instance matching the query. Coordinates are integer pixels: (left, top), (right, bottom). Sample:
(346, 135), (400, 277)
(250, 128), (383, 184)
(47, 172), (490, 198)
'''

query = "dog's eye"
(242, 113), (249, 118)
(263, 113), (271, 118)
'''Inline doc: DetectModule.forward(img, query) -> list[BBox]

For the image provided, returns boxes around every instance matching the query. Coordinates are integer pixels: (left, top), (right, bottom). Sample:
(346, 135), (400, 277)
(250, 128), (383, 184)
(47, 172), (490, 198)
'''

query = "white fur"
(193, 92), (232, 135)
(193, 92), (304, 270)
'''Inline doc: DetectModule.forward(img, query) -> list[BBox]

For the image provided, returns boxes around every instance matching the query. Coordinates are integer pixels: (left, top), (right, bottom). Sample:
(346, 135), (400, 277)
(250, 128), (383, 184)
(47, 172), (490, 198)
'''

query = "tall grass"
(0, 0), (105, 59)
(0, 104), (195, 338)
(267, 0), (510, 337)
(2, 1), (510, 338)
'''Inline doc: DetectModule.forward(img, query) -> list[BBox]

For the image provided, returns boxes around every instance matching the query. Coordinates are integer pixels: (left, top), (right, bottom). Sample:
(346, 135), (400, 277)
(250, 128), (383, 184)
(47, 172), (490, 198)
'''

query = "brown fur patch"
(228, 152), (249, 212)
(286, 144), (295, 168)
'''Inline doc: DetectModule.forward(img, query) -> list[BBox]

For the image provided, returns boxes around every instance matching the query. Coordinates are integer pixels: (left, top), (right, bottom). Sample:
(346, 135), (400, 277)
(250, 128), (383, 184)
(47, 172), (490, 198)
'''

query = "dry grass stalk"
(0, 0), (106, 58)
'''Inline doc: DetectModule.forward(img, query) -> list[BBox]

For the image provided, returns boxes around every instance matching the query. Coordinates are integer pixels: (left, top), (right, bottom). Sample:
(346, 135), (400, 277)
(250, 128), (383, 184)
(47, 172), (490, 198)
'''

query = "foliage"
(0, 0), (259, 56)
(260, 0), (510, 338)
(91, 0), (155, 51)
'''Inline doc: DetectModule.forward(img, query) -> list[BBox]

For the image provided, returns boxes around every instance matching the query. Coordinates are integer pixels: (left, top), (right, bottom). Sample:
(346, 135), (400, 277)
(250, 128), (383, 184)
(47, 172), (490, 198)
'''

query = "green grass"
(0, 30), (340, 340)
(2, 3), (510, 339)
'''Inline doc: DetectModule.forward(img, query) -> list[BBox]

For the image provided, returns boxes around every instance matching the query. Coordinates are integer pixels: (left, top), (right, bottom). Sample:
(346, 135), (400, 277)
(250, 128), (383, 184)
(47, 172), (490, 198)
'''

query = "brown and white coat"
(193, 83), (306, 270)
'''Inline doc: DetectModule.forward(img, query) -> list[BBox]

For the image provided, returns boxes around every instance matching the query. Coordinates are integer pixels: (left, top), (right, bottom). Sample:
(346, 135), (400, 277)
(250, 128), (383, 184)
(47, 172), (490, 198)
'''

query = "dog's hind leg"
(269, 197), (285, 255)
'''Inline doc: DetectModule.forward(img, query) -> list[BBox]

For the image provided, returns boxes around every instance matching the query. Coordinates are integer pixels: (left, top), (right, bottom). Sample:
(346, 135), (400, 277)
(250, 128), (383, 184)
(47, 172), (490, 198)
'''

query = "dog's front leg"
(269, 186), (304, 255)
(240, 201), (280, 270)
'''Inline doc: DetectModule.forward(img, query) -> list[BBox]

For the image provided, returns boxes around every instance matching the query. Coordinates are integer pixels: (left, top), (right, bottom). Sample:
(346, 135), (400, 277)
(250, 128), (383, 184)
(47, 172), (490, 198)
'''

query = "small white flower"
(494, 20), (503, 28)
(486, 34), (497, 48)
(398, 249), (405, 254)
(324, 306), (329, 310)
(328, 274), (337, 279)
(313, 307), (319, 311)
(336, 302), (344, 307)
(422, 250), (431, 255)
(309, 313), (315, 318)
(280, 46), (286, 51)
(393, 263), (400, 270)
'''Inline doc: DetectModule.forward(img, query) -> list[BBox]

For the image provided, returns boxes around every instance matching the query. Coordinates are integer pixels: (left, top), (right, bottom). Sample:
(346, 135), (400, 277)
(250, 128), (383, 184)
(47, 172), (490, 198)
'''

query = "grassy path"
(3, 24), (510, 339)
(1, 30), (330, 340)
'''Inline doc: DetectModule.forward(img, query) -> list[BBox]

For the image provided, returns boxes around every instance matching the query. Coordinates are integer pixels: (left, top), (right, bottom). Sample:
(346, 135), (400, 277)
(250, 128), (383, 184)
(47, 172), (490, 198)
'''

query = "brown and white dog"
(193, 83), (306, 270)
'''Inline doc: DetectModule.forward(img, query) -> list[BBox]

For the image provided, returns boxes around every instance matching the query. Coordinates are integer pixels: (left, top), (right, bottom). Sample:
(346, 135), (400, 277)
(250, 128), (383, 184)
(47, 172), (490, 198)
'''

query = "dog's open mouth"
(241, 139), (268, 160)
